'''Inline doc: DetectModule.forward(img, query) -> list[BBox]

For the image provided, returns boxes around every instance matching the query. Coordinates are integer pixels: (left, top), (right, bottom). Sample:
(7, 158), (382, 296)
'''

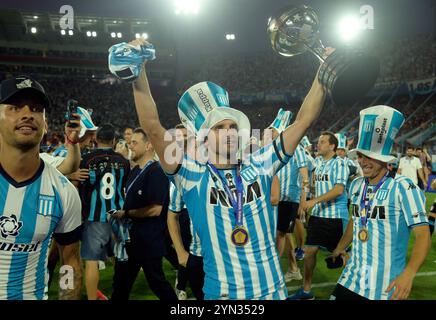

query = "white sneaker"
(98, 261), (106, 270)
(284, 269), (302, 282)
(176, 289), (187, 300)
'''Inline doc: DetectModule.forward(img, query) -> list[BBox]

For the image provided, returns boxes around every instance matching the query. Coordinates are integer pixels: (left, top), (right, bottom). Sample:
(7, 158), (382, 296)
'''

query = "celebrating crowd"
(0, 32), (435, 303)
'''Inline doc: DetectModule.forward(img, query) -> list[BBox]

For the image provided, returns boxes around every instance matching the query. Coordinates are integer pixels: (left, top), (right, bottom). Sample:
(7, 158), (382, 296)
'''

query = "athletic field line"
(286, 271), (436, 291)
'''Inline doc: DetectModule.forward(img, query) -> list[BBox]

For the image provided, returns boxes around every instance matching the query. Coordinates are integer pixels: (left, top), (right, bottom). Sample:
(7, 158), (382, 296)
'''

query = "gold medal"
(358, 228), (369, 242)
(231, 226), (249, 246)
(360, 208), (366, 217)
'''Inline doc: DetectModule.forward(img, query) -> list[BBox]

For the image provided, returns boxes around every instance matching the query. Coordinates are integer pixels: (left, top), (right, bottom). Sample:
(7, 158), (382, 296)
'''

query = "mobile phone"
(65, 99), (80, 128)
(107, 209), (118, 216)
(325, 255), (344, 269)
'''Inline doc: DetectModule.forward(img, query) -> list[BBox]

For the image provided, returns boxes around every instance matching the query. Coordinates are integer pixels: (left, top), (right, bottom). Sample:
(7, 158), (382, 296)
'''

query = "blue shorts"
(80, 221), (113, 261)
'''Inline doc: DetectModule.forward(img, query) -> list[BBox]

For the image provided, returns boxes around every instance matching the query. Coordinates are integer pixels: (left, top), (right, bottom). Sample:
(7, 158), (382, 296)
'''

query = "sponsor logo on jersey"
(38, 195), (55, 216)
(0, 214), (23, 238)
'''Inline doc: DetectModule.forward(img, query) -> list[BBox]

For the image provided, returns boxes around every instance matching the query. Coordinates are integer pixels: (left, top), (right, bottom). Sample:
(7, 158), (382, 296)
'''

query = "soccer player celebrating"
(0, 76), (82, 300)
(114, 38), (331, 299)
(289, 131), (350, 300)
(330, 106), (430, 300)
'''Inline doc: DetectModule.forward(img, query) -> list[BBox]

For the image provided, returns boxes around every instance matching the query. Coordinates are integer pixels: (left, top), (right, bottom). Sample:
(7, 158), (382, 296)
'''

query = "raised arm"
(131, 39), (182, 174)
(57, 116), (81, 175)
(281, 50), (333, 156)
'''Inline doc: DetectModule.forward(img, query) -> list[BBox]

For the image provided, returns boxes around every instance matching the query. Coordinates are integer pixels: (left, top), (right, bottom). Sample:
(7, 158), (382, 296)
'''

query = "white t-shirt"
(398, 156), (422, 184)
(39, 153), (65, 168)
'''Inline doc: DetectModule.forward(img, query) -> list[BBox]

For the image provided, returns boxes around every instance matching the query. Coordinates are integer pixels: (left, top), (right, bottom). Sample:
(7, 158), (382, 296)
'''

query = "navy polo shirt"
(124, 161), (169, 259)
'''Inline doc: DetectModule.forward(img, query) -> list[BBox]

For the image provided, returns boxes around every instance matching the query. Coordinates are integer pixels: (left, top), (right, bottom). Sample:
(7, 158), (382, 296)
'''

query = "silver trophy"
(267, 5), (380, 106)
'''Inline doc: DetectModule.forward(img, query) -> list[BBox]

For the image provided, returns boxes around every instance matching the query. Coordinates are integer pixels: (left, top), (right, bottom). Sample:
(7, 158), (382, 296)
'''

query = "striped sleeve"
(54, 183), (82, 235)
(168, 182), (185, 213)
(165, 155), (204, 194)
(294, 145), (308, 169)
(397, 178), (428, 227)
(347, 158), (357, 168)
(332, 158), (350, 186)
(250, 132), (291, 177)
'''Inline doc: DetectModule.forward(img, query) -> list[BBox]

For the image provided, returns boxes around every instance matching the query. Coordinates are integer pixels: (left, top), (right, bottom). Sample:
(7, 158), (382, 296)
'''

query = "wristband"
(65, 135), (79, 145)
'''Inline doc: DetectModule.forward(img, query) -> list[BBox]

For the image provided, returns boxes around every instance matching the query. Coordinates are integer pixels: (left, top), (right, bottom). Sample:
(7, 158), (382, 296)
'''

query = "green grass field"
(48, 193), (436, 300)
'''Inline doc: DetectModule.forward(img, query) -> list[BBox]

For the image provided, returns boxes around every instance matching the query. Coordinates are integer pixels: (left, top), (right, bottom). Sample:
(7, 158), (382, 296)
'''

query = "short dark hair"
(416, 147), (422, 152)
(175, 123), (185, 130)
(133, 127), (148, 142)
(96, 124), (115, 144)
(123, 126), (134, 132)
(407, 146), (414, 150)
(320, 131), (338, 152)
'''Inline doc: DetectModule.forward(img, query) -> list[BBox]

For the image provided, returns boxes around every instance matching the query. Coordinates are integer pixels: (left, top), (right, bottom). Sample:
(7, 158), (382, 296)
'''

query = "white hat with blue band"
(348, 105), (405, 163)
(268, 108), (293, 133)
(335, 133), (347, 150)
(77, 106), (98, 138)
(178, 81), (251, 147)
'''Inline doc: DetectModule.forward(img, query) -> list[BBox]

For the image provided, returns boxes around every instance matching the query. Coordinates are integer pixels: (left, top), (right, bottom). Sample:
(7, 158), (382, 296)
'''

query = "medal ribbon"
(207, 162), (244, 227)
(360, 174), (388, 228)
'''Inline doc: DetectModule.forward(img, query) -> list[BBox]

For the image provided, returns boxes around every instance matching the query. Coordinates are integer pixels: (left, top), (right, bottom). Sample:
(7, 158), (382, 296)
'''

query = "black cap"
(97, 124), (116, 142)
(0, 75), (50, 110)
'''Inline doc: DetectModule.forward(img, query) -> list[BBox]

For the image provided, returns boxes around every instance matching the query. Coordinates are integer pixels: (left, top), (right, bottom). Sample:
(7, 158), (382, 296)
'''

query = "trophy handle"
(303, 39), (326, 62)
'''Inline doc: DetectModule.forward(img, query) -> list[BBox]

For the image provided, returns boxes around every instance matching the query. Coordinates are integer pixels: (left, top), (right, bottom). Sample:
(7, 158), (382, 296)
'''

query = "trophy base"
(318, 48), (380, 106)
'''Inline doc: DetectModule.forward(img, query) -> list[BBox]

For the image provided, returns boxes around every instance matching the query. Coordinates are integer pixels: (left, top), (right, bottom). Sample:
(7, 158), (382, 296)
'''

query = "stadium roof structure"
(0, 9), (172, 51)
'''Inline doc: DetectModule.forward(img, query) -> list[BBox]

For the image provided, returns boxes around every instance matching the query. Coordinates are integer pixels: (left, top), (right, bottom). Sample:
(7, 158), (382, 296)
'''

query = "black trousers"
(176, 210), (192, 291)
(164, 233), (179, 270)
(186, 254), (205, 300)
(111, 255), (178, 301)
(330, 284), (368, 300)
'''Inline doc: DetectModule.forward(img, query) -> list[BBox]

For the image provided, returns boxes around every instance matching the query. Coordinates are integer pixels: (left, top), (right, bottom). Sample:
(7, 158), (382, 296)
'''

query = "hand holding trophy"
(267, 5), (380, 106)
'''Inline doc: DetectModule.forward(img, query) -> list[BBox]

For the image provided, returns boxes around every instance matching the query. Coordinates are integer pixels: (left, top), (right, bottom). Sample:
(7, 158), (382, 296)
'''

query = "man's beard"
(12, 135), (41, 152)
(16, 141), (39, 152)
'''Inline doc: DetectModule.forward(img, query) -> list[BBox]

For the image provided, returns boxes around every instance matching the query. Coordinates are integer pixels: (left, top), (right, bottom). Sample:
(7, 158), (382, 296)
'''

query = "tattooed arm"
(58, 241), (82, 300)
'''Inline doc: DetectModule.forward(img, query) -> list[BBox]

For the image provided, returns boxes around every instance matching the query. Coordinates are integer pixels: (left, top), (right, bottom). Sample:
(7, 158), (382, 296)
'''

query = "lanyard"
(359, 174), (388, 227)
(126, 160), (155, 196)
(207, 162), (244, 227)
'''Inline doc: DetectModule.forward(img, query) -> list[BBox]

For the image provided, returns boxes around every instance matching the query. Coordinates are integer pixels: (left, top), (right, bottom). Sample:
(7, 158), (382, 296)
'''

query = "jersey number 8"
(101, 172), (115, 200)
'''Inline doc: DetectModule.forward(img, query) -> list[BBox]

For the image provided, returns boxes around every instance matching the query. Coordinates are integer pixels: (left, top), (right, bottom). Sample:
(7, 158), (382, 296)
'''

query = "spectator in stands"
(398, 146), (427, 189)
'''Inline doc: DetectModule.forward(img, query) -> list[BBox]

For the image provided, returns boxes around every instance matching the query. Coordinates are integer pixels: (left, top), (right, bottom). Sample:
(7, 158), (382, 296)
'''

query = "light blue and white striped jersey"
(343, 156), (359, 190)
(169, 182), (202, 257)
(312, 156), (350, 220)
(313, 155), (323, 169)
(343, 156), (356, 169)
(168, 134), (291, 300)
(52, 145), (68, 158)
(277, 145), (308, 203)
(0, 160), (82, 300)
(305, 150), (316, 199)
(108, 216), (131, 261)
(338, 174), (428, 300)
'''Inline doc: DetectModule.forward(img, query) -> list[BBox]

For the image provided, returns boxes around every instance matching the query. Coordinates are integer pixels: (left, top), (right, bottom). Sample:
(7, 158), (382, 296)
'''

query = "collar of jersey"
(0, 160), (45, 188)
